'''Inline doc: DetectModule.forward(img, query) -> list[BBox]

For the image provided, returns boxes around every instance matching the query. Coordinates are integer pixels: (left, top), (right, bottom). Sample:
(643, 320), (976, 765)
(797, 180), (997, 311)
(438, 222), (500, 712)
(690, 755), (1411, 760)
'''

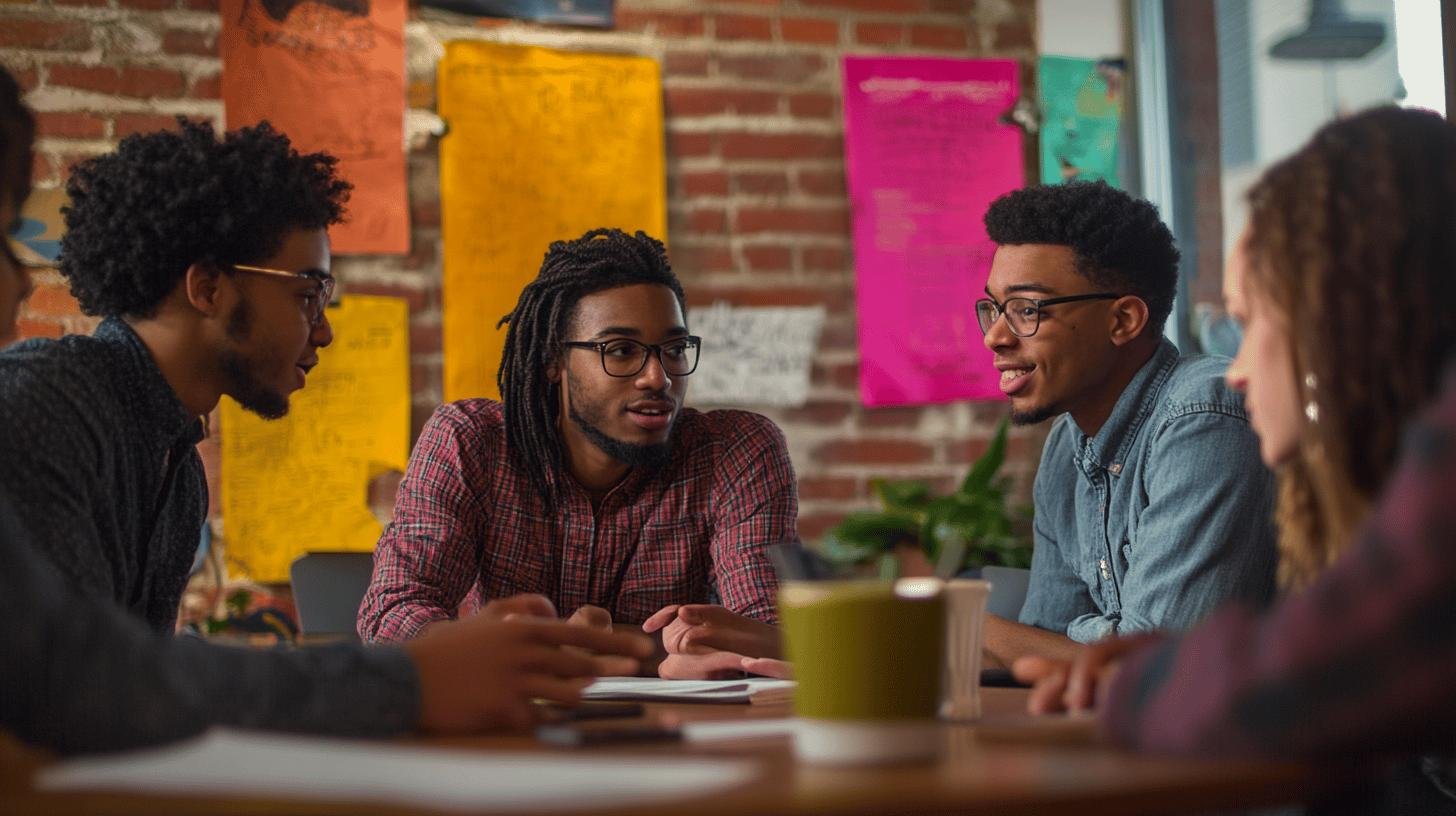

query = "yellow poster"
(439, 42), (667, 401)
(221, 295), (410, 583)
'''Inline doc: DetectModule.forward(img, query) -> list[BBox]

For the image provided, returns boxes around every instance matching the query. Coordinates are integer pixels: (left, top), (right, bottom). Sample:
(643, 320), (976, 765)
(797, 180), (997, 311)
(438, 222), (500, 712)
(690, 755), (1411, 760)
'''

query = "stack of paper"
(39, 729), (755, 812)
(583, 677), (796, 705)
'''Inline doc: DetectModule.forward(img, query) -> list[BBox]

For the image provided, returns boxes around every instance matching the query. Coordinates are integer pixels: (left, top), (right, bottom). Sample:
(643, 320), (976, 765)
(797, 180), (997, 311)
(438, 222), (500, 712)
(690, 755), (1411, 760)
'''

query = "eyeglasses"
(562, 336), (702, 378)
(230, 263), (336, 327)
(975, 293), (1123, 338)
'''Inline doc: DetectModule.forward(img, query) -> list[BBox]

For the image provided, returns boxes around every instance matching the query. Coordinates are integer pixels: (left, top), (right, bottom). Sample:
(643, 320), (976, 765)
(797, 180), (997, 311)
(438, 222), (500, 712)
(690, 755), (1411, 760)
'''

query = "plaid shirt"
(1102, 365), (1456, 762)
(358, 400), (797, 641)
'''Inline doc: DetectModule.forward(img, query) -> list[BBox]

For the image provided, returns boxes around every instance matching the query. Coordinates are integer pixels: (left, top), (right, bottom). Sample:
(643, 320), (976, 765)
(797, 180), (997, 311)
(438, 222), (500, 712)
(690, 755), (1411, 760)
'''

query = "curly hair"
(59, 119), (350, 318)
(496, 228), (684, 503)
(1244, 106), (1456, 589)
(984, 181), (1180, 335)
(0, 66), (34, 218)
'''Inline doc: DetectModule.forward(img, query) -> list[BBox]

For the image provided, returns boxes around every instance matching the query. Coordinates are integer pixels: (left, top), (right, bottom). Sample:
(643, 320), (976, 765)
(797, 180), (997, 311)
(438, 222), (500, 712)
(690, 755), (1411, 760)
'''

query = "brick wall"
(1, 0), (1047, 547)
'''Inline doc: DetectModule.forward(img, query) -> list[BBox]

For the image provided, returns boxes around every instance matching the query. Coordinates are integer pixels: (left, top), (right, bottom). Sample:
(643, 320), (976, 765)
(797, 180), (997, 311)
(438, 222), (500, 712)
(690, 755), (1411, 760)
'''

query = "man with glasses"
(359, 229), (798, 680)
(976, 181), (1278, 668)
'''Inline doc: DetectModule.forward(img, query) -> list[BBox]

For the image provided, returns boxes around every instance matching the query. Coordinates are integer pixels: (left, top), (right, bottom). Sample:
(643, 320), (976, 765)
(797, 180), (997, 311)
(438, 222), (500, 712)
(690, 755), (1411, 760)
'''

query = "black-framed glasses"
(230, 263), (336, 328)
(975, 293), (1123, 338)
(562, 336), (702, 378)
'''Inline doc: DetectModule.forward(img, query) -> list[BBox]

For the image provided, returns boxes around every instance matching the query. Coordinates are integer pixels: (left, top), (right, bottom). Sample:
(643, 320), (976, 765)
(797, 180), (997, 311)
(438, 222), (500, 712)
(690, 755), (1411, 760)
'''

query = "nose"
(312, 311), (335, 349)
(982, 310), (1017, 353)
(634, 351), (671, 390)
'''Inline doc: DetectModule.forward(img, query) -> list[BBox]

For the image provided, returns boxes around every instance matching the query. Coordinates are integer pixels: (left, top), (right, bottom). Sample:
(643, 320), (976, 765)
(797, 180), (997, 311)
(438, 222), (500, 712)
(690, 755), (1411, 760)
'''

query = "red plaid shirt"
(358, 400), (797, 641)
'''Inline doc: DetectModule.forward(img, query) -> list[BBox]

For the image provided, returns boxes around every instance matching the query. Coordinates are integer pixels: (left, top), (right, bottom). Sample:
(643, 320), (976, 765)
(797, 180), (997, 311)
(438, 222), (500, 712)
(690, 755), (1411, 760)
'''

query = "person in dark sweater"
(0, 68), (651, 754)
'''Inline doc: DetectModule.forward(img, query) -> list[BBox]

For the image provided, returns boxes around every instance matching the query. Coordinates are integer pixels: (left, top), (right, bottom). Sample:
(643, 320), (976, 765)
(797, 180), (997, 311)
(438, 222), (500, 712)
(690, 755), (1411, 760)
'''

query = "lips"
(625, 399), (676, 432)
(294, 357), (318, 388)
(996, 363), (1035, 396)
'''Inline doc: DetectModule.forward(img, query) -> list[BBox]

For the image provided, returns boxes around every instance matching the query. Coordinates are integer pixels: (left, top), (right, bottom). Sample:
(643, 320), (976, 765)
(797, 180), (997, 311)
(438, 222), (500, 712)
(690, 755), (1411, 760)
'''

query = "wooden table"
(1, 688), (1346, 815)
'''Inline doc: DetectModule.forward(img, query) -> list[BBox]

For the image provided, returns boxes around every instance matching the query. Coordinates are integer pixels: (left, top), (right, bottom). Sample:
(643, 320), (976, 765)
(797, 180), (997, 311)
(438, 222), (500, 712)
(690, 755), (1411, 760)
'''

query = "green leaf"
(960, 416), (1009, 497)
(870, 478), (932, 511)
(821, 510), (920, 566)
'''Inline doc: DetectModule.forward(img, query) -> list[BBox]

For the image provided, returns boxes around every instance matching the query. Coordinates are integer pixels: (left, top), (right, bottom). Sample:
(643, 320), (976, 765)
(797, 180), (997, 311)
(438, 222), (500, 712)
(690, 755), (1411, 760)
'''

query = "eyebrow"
(589, 325), (690, 340)
(984, 283), (1057, 298)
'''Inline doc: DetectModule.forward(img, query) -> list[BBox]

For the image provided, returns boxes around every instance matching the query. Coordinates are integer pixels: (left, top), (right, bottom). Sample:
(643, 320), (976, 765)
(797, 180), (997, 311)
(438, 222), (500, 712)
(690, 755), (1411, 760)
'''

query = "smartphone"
(535, 723), (682, 747)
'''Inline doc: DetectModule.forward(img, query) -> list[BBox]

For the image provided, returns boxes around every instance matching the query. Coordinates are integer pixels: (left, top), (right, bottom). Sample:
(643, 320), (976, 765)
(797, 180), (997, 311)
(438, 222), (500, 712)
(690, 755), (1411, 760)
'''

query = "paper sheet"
(686, 303), (825, 408)
(682, 718), (797, 743)
(842, 57), (1024, 406)
(438, 42), (667, 401)
(583, 677), (796, 704)
(39, 728), (756, 813)
(221, 296), (410, 583)
(220, 0), (409, 254)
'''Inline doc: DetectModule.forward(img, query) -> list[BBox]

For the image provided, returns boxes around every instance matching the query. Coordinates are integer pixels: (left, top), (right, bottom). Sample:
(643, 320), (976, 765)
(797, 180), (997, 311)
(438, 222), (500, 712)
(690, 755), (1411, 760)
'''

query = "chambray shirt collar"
(1072, 338), (1181, 477)
(94, 317), (205, 454)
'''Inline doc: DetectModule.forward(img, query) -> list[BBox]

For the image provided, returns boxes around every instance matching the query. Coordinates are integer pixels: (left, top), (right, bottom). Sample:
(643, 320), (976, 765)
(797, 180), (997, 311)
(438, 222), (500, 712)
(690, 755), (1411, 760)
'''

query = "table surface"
(1, 688), (1335, 816)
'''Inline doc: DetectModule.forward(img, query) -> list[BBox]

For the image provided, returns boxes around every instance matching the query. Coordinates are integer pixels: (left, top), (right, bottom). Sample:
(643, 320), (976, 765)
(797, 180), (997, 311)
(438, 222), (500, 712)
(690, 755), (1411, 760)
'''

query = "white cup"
(939, 578), (991, 721)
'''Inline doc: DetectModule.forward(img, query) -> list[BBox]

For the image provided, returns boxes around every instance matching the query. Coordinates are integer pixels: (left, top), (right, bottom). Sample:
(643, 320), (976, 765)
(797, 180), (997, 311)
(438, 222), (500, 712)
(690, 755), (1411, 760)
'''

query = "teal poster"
(1038, 56), (1124, 186)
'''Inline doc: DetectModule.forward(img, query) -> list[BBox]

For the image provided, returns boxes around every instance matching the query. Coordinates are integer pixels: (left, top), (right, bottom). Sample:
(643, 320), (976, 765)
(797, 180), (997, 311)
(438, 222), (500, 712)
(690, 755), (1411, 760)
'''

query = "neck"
(124, 313), (223, 419)
(1068, 337), (1160, 438)
(558, 417), (631, 500)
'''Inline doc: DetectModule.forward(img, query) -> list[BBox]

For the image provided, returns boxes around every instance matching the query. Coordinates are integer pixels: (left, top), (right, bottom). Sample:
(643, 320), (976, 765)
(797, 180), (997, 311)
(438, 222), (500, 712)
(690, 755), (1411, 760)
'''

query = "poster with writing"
(220, 0), (409, 254)
(1039, 55), (1124, 186)
(685, 303), (824, 408)
(842, 57), (1023, 406)
(439, 42), (666, 401)
(221, 295), (409, 583)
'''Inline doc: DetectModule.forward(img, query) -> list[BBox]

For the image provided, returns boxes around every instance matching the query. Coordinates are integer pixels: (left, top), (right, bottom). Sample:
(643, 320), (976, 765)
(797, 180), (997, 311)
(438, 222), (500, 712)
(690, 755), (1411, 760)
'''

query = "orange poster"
(220, 0), (408, 254)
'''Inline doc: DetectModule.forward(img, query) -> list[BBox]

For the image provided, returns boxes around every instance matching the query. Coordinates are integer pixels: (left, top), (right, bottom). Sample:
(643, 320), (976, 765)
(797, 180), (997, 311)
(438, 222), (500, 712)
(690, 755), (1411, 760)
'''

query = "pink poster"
(842, 57), (1023, 406)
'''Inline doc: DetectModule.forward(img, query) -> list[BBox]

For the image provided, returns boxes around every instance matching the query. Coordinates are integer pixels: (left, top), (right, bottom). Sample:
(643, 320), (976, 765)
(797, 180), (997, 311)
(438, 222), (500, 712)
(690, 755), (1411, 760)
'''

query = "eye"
(602, 341), (640, 358)
(1017, 304), (1041, 319)
(662, 341), (690, 359)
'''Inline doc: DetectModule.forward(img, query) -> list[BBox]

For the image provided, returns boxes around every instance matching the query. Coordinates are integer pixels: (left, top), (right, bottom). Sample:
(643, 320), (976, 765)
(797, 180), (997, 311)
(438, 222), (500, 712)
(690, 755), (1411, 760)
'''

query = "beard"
(1010, 404), (1061, 426)
(218, 298), (290, 420)
(566, 377), (674, 470)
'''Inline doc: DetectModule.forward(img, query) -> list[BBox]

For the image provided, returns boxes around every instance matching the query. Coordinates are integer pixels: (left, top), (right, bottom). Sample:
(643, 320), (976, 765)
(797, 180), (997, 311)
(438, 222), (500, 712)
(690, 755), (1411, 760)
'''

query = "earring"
(1303, 373), (1320, 423)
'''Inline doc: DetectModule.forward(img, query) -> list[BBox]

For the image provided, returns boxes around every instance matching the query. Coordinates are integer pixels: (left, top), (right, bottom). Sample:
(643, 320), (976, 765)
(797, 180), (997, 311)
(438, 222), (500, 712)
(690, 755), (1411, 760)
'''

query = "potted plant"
(820, 417), (1033, 613)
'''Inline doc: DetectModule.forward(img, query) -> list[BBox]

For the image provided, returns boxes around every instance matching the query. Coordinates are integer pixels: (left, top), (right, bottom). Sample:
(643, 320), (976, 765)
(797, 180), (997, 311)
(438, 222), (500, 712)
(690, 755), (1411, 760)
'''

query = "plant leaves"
(870, 478), (932, 511)
(960, 416), (1009, 497)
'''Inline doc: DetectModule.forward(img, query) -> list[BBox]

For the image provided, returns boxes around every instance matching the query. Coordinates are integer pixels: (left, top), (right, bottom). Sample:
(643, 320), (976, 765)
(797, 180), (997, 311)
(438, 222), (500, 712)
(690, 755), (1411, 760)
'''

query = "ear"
(182, 262), (225, 317)
(1108, 295), (1151, 347)
(545, 356), (562, 384)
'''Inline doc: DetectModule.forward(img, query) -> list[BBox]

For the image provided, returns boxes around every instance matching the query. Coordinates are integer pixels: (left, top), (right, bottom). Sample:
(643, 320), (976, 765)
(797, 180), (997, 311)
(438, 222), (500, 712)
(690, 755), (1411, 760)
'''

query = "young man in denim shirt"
(976, 182), (1278, 669)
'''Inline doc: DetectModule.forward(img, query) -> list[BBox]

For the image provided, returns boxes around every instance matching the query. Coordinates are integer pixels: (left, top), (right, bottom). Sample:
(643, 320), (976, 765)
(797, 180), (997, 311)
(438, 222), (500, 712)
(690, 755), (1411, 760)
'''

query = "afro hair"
(984, 181), (1180, 335)
(59, 119), (350, 318)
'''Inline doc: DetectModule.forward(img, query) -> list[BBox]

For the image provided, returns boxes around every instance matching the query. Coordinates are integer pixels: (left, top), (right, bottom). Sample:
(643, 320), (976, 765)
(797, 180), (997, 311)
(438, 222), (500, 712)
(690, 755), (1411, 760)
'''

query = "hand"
(642, 604), (781, 659)
(657, 650), (754, 680)
(479, 593), (557, 621)
(1012, 632), (1162, 715)
(405, 613), (654, 734)
(740, 657), (793, 679)
(566, 604), (613, 631)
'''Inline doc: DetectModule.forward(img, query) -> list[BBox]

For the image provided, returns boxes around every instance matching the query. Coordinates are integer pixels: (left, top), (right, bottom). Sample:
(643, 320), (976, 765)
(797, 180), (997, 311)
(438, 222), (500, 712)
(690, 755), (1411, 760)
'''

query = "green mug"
(779, 578), (945, 764)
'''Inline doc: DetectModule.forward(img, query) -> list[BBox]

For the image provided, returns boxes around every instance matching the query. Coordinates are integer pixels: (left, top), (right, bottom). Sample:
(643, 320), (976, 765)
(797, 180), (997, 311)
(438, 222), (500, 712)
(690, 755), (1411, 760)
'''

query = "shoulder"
(677, 408), (789, 456)
(418, 399), (506, 452)
(1153, 353), (1249, 422)
(0, 334), (116, 429)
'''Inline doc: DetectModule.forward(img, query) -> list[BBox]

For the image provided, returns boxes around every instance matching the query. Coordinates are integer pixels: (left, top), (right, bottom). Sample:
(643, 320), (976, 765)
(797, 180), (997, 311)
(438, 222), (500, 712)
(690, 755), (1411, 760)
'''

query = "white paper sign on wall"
(686, 303), (826, 408)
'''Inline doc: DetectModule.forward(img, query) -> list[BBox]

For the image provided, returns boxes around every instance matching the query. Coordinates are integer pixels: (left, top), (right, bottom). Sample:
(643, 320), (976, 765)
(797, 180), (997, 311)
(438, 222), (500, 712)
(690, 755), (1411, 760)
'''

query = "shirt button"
(1109, 463), (1123, 475)
(1099, 558), (1111, 580)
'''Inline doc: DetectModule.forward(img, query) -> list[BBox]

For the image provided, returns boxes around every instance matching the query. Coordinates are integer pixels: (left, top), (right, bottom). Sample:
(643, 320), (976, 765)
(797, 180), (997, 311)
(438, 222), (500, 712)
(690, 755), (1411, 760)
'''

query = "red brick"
(52, 0), (111, 6)
(819, 360), (859, 388)
(782, 400), (853, 424)
(815, 439), (934, 466)
(996, 21), (1035, 50)
(818, 321), (857, 350)
(0, 18), (91, 50)
(682, 206), (727, 234)
(665, 87), (777, 117)
(855, 22), (904, 46)
(410, 322), (442, 356)
(13, 317), (65, 341)
(183, 0), (219, 9)
(803, 246), (848, 271)
(113, 113), (184, 137)
(119, 0), (177, 8)
(672, 244), (735, 274)
(677, 170), (729, 197)
(48, 65), (187, 99)
(411, 198), (441, 228)
(30, 153), (54, 186)
(797, 512), (847, 544)
(21, 282), (81, 319)
(715, 14), (773, 41)
(162, 29), (217, 56)
(802, 0), (925, 10)
(735, 205), (847, 235)
(798, 476), (860, 500)
(10, 67), (40, 92)
(861, 406), (923, 429)
(926, 0), (972, 11)
(408, 80), (436, 109)
(721, 132), (840, 161)
(779, 17), (840, 45)
(797, 169), (846, 198)
(717, 54), (823, 83)
(190, 73), (221, 100)
(742, 245), (792, 271)
(788, 92), (836, 119)
(34, 111), (106, 140)
(733, 171), (790, 196)
(617, 10), (704, 37)
(667, 131), (713, 159)
(664, 51), (710, 77)
(910, 24), (968, 50)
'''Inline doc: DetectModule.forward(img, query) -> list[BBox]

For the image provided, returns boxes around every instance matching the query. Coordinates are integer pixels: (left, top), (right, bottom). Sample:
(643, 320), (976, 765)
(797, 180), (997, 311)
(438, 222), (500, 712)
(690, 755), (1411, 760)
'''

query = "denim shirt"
(1018, 339), (1278, 643)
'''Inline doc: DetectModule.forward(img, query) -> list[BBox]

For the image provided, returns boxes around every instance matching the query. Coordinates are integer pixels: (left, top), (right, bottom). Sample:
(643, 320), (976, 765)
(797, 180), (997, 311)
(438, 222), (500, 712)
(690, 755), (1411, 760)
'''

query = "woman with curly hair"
(1017, 106), (1456, 811)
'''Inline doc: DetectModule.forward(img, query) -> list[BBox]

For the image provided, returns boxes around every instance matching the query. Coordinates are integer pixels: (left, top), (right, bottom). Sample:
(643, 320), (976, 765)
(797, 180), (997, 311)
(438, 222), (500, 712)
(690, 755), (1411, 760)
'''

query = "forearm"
(983, 614), (1082, 668)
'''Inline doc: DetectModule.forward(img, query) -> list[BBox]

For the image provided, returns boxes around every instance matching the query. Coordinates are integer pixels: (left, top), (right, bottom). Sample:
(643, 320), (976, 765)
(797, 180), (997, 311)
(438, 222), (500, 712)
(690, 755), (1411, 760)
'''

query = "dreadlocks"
(496, 228), (685, 503)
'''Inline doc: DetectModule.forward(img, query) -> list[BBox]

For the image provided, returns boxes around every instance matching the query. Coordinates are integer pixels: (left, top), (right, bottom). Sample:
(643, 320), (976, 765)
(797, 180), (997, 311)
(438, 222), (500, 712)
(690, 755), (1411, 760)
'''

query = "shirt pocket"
(613, 516), (711, 624)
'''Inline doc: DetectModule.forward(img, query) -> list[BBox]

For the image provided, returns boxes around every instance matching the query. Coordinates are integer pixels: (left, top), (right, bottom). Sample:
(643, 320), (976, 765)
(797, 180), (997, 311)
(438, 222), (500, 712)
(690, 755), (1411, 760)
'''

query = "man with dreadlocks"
(359, 228), (797, 678)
